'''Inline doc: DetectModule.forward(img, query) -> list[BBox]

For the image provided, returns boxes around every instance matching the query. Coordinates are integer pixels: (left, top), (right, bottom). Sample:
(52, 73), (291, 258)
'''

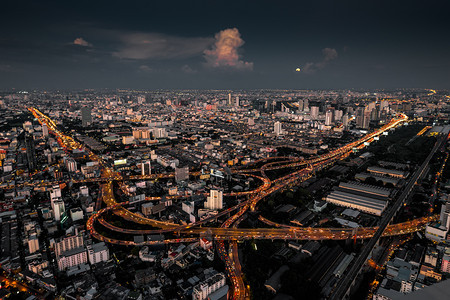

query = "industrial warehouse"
(324, 181), (394, 216)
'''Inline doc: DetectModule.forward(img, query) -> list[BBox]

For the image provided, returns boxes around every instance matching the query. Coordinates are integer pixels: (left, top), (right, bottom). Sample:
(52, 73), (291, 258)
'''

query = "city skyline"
(1, 1), (450, 299)
(1, 0), (450, 90)
(0, 88), (449, 299)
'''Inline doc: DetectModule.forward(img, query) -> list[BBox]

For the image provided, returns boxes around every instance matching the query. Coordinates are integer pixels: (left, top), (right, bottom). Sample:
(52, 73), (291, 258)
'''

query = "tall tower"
(274, 121), (282, 135)
(334, 110), (343, 121)
(81, 106), (92, 127)
(303, 99), (309, 111)
(204, 190), (223, 210)
(228, 93), (232, 106)
(342, 114), (349, 129)
(356, 107), (365, 128)
(141, 160), (151, 176)
(363, 111), (371, 129)
(42, 124), (49, 137)
(310, 106), (319, 120)
(298, 99), (304, 112)
(325, 110), (333, 126)
(25, 134), (36, 172)
(235, 96), (240, 107)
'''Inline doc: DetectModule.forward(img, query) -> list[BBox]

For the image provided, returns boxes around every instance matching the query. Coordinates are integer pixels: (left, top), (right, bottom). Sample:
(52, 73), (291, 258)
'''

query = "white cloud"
(204, 28), (253, 70)
(73, 37), (92, 47)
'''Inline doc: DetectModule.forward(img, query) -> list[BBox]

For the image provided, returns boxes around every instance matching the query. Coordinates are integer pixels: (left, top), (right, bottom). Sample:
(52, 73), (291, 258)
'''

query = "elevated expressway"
(27, 107), (429, 299)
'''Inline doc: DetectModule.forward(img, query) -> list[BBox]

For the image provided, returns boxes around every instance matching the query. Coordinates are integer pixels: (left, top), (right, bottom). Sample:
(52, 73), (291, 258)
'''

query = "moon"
(295, 68), (301, 72)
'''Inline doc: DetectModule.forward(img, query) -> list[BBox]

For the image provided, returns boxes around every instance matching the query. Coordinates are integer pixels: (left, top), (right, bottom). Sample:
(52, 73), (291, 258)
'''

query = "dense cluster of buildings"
(0, 88), (449, 299)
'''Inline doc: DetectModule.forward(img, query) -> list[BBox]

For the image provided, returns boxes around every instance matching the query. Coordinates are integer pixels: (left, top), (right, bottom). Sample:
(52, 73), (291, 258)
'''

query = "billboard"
(114, 159), (127, 166)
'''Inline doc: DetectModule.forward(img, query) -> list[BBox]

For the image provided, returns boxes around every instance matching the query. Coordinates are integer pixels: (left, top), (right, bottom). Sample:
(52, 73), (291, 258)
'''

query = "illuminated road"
(27, 108), (419, 300)
(330, 133), (448, 300)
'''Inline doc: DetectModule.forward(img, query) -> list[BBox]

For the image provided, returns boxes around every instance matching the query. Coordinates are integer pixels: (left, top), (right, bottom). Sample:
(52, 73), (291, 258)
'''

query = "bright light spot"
(295, 68), (301, 72)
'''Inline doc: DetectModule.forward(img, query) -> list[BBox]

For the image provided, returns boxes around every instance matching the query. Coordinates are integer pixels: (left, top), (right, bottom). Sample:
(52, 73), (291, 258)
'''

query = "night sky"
(1, 0), (450, 90)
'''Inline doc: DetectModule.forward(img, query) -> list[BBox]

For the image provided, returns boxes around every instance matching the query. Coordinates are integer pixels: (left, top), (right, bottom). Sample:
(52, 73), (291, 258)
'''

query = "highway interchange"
(26, 107), (439, 299)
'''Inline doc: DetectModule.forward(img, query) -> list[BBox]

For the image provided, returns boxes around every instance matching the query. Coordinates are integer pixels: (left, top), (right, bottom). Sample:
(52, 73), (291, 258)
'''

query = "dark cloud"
(303, 48), (338, 74)
(181, 64), (197, 74)
(0, 0), (450, 89)
(112, 32), (213, 60)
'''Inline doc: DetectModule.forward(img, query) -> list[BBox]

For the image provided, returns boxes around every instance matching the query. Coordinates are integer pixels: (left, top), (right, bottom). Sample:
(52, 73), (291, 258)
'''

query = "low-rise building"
(192, 273), (226, 300)
(325, 190), (387, 216)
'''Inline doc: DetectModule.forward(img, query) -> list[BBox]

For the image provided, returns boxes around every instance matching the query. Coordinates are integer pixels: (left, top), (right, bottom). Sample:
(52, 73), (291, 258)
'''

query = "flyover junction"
(31, 108), (431, 300)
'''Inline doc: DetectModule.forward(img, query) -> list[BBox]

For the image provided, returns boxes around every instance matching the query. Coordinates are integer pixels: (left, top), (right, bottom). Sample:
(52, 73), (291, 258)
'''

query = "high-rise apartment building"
(141, 160), (151, 176)
(204, 190), (223, 210)
(334, 110), (343, 121)
(57, 247), (87, 271)
(175, 166), (189, 182)
(28, 235), (39, 254)
(42, 123), (48, 137)
(310, 106), (319, 120)
(325, 110), (333, 126)
(55, 230), (84, 256)
(303, 99), (309, 111)
(52, 200), (65, 221)
(441, 248), (450, 273)
(81, 106), (92, 127)
(363, 111), (371, 129)
(274, 121), (282, 135)
(342, 114), (349, 129)
(298, 99), (304, 112)
(356, 107), (365, 128)
(87, 242), (110, 265)
(50, 185), (62, 201)
(25, 134), (36, 171)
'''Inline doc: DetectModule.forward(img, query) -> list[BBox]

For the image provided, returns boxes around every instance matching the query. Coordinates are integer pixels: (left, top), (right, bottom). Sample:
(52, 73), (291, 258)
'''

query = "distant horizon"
(1, 87), (447, 93)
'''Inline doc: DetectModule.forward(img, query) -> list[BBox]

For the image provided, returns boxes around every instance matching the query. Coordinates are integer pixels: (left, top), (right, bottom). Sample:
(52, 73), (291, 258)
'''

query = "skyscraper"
(228, 93), (232, 106)
(342, 114), (349, 129)
(274, 121), (282, 135)
(298, 99), (304, 112)
(235, 96), (239, 107)
(42, 123), (48, 137)
(50, 184), (62, 201)
(25, 134), (36, 171)
(52, 200), (65, 222)
(380, 100), (389, 112)
(325, 110), (333, 126)
(334, 110), (343, 121)
(371, 108), (379, 121)
(204, 190), (223, 210)
(141, 160), (151, 176)
(310, 106), (319, 120)
(363, 111), (371, 129)
(303, 99), (309, 111)
(81, 106), (92, 127)
(356, 107), (365, 128)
